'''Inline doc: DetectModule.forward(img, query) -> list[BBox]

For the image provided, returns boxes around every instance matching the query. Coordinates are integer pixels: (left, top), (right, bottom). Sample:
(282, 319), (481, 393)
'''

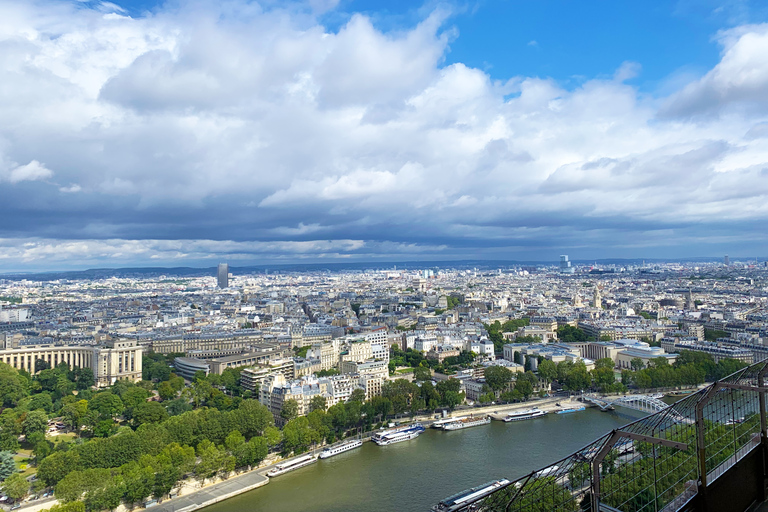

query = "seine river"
(203, 407), (646, 512)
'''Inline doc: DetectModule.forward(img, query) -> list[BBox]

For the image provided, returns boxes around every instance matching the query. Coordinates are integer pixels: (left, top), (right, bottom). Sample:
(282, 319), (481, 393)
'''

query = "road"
(149, 470), (269, 512)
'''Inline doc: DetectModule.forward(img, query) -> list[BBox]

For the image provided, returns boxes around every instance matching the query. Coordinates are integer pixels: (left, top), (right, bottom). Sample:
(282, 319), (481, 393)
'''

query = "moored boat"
(503, 408), (548, 422)
(319, 439), (363, 459)
(432, 479), (511, 511)
(442, 415), (491, 431)
(372, 423), (425, 446)
(555, 406), (586, 414)
(267, 454), (318, 477)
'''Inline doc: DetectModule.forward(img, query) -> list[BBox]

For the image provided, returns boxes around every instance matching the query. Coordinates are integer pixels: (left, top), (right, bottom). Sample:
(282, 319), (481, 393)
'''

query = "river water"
(203, 407), (647, 512)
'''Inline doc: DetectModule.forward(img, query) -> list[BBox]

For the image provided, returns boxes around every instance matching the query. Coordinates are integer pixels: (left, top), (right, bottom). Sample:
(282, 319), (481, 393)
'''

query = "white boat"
(266, 454), (318, 477)
(442, 416), (491, 431)
(371, 423), (426, 446)
(319, 439), (363, 459)
(555, 406), (585, 414)
(503, 408), (548, 422)
(432, 479), (511, 511)
(535, 465), (561, 478)
(432, 416), (467, 429)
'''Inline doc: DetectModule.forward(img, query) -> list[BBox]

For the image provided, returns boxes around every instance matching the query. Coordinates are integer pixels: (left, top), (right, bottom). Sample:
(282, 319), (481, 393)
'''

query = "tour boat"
(442, 416), (491, 431)
(319, 439), (363, 459)
(266, 454), (318, 477)
(372, 423), (426, 446)
(555, 406), (586, 414)
(432, 479), (511, 511)
(503, 408), (548, 422)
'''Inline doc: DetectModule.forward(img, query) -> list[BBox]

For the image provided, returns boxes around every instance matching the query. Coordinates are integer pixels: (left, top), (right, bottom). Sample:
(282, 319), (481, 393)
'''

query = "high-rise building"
(560, 255), (575, 274)
(217, 263), (229, 288)
(724, 255), (730, 266)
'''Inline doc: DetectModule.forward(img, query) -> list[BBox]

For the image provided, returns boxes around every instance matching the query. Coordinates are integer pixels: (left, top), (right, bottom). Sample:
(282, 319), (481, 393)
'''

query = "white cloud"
(0, 1), (766, 266)
(59, 184), (82, 193)
(661, 24), (768, 117)
(6, 160), (53, 183)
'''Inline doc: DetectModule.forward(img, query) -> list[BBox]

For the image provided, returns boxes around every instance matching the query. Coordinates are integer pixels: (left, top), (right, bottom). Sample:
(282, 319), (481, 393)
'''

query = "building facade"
(0, 339), (143, 386)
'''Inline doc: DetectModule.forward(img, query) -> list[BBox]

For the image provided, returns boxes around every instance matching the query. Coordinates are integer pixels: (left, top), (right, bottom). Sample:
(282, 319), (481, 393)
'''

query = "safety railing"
(447, 358), (768, 512)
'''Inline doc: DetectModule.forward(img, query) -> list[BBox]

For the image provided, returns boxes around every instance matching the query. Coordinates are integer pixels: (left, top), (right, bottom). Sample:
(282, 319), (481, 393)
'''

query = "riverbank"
(140, 396), (578, 512)
(147, 468), (270, 512)
(203, 408), (644, 512)
(19, 396), (607, 512)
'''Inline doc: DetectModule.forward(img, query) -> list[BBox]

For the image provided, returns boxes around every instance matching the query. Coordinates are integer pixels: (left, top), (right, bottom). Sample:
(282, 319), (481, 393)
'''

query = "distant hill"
(0, 257), (743, 281)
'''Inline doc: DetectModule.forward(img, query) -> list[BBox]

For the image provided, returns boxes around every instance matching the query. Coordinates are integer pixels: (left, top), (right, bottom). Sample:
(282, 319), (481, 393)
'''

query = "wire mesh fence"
(446, 358), (768, 512)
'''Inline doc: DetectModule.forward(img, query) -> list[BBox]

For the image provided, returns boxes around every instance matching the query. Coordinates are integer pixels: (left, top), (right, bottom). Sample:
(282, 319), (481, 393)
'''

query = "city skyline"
(1, 0), (768, 270)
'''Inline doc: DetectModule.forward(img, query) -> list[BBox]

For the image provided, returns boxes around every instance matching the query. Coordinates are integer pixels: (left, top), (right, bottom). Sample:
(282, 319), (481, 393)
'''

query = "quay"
(149, 470), (270, 512)
(126, 395), (595, 512)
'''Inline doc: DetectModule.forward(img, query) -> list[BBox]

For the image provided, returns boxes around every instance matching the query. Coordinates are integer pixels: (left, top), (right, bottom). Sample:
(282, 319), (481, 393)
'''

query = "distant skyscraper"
(724, 255), (730, 266)
(217, 263), (229, 288)
(559, 255), (575, 274)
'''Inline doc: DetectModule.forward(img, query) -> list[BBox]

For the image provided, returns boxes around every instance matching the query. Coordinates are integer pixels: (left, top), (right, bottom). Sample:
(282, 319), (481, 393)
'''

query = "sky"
(1, 0), (768, 271)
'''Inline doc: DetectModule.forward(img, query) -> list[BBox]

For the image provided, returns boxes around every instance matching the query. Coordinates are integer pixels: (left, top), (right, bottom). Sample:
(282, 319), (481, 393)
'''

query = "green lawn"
(12, 453), (36, 477)
(47, 431), (76, 442)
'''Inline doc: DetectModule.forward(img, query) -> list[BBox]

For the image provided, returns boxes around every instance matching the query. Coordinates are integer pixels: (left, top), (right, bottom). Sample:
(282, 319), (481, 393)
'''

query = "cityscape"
(2, 0), (768, 512)
(1, 258), (767, 511)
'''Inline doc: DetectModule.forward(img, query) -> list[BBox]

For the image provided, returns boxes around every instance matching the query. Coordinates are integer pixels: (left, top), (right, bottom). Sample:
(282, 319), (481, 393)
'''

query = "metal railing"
(447, 359), (768, 512)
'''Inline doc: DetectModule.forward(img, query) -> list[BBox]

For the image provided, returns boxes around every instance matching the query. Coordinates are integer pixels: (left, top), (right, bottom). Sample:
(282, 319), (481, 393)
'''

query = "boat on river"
(555, 406), (586, 414)
(503, 408), (548, 422)
(319, 439), (363, 459)
(267, 454), (318, 477)
(432, 479), (511, 511)
(442, 416), (491, 431)
(372, 423), (425, 446)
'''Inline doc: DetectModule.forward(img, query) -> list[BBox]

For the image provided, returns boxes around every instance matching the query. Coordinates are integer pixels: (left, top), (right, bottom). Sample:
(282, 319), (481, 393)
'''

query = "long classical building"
(0, 339), (143, 386)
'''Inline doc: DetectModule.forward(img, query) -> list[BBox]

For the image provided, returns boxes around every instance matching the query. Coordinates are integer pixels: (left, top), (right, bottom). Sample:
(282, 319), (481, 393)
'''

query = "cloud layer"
(1, 0), (768, 269)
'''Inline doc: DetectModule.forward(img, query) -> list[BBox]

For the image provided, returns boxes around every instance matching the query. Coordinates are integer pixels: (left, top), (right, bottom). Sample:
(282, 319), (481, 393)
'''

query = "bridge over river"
(582, 393), (670, 414)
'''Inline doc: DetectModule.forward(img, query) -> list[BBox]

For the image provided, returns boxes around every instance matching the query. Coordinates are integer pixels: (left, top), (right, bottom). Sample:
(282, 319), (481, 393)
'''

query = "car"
(11, 503), (21, 510)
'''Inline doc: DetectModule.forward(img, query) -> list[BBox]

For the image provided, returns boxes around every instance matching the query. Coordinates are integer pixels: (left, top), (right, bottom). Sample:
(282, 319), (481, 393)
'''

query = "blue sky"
(112, 0), (768, 86)
(0, 0), (768, 270)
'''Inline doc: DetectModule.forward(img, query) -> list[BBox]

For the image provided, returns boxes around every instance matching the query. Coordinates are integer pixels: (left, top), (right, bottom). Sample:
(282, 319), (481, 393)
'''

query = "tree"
(309, 395), (327, 413)
(2, 472), (29, 501)
(72, 368), (94, 390)
(233, 399), (273, 438)
(485, 366), (513, 392)
(35, 359), (51, 373)
(119, 386), (151, 410)
(282, 417), (321, 454)
(166, 398), (193, 416)
(565, 362), (591, 391)
(0, 451), (15, 482)
(348, 388), (366, 403)
(514, 380), (534, 399)
(89, 392), (123, 419)
(38, 450), (81, 487)
(538, 359), (557, 383)
(0, 363), (28, 407)
(132, 401), (168, 427)
(42, 503), (86, 512)
(0, 410), (20, 452)
(281, 399), (299, 422)
(22, 409), (48, 437)
(62, 400), (88, 435)
(224, 430), (245, 452)
(412, 366), (432, 382)
(23, 393), (54, 413)
(556, 325), (589, 343)
(630, 358), (645, 371)
(195, 441), (234, 481)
